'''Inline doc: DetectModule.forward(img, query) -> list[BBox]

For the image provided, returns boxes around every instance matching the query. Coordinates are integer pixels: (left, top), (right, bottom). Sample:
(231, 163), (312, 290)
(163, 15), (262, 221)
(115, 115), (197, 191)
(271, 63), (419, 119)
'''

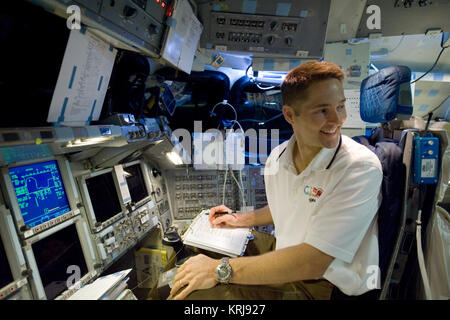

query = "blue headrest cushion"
(360, 66), (412, 123)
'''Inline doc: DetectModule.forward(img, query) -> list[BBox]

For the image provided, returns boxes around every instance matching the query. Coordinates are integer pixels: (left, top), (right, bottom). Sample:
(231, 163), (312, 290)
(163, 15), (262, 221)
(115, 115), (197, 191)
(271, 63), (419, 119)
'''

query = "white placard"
(47, 28), (117, 126)
(343, 89), (365, 129)
(324, 42), (370, 90)
(114, 165), (131, 204)
(161, 0), (203, 74)
(68, 269), (131, 300)
(421, 159), (436, 178)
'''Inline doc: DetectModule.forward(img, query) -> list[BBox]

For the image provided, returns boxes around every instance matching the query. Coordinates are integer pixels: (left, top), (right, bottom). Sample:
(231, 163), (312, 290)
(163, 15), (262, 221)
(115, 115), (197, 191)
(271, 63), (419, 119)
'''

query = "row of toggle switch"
(175, 175), (217, 181)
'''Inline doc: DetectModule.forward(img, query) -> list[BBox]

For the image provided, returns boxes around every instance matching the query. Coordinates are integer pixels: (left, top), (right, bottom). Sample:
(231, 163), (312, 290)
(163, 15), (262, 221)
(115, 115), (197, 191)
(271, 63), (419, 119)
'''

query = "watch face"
(218, 266), (229, 278)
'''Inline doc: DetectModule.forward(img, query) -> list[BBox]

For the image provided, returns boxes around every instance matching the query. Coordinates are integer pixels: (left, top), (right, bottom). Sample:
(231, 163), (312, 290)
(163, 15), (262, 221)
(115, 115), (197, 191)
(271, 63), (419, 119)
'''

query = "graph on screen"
(9, 160), (71, 228)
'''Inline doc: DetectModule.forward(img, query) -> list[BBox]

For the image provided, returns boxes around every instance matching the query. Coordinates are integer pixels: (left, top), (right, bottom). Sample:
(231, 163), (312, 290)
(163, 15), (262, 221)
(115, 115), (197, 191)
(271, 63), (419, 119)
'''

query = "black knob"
(126, 203), (133, 212)
(123, 5), (137, 18)
(148, 23), (159, 35)
(20, 225), (31, 232)
(152, 168), (161, 177)
(285, 37), (293, 46)
(270, 21), (277, 31)
(21, 269), (31, 277)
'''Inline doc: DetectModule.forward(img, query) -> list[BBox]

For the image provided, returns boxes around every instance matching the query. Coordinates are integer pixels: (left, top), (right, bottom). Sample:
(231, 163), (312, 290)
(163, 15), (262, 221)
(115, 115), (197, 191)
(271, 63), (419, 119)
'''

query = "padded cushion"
(353, 128), (405, 284)
(360, 66), (412, 123)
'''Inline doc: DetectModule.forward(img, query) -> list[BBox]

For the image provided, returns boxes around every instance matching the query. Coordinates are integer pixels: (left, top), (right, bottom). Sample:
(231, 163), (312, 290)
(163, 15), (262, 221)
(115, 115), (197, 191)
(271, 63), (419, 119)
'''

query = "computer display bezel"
(0, 156), (81, 239)
(78, 167), (127, 232)
(122, 160), (152, 209)
(0, 233), (14, 291)
(23, 218), (96, 300)
(0, 205), (34, 300)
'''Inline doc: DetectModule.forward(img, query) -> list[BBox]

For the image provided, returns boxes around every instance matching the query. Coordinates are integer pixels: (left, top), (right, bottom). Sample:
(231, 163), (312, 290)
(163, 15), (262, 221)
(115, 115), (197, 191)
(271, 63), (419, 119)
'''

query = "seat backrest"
(360, 66), (413, 122)
(353, 129), (405, 287)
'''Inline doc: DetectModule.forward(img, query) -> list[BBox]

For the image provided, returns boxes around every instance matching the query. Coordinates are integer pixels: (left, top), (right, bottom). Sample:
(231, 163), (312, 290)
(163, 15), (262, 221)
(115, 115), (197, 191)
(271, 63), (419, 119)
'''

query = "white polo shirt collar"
(278, 134), (342, 175)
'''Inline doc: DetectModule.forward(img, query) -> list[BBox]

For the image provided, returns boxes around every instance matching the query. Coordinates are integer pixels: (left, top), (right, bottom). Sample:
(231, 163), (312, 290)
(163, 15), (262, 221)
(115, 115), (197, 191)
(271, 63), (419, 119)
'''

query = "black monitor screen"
(124, 164), (148, 204)
(0, 236), (14, 289)
(85, 172), (122, 223)
(8, 160), (71, 228)
(31, 224), (88, 299)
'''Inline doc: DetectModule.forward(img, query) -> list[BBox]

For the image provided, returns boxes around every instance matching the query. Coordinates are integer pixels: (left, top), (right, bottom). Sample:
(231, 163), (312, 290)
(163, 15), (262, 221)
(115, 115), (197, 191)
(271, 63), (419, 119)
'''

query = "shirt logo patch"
(304, 185), (324, 203)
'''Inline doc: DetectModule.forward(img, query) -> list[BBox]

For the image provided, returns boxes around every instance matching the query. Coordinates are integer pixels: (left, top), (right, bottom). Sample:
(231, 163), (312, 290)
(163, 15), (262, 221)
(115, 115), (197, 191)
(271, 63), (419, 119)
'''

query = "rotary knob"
(148, 23), (159, 35)
(270, 21), (278, 31)
(122, 5), (137, 18)
(285, 37), (293, 46)
(122, 6), (137, 18)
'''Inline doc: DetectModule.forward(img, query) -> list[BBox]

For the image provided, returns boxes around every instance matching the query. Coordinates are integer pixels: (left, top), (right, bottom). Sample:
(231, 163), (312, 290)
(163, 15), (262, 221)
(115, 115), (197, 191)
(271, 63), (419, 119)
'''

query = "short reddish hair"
(281, 61), (344, 113)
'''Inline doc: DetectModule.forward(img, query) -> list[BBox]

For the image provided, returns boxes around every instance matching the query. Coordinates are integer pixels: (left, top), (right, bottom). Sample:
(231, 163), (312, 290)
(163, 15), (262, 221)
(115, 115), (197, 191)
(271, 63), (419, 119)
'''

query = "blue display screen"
(8, 160), (71, 228)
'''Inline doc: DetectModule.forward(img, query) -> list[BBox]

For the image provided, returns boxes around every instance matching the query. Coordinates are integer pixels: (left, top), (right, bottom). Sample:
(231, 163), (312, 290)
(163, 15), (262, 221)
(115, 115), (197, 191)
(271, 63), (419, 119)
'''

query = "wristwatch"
(216, 257), (232, 284)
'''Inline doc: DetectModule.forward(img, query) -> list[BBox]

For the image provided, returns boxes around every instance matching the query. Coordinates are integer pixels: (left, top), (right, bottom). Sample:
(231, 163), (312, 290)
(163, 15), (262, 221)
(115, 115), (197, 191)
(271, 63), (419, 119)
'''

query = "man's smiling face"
(287, 78), (347, 151)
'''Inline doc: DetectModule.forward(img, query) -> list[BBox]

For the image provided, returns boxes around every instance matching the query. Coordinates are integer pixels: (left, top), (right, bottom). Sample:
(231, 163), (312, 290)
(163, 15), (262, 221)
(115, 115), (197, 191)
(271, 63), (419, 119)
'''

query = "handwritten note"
(183, 210), (251, 257)
(47, 29), (117, 126)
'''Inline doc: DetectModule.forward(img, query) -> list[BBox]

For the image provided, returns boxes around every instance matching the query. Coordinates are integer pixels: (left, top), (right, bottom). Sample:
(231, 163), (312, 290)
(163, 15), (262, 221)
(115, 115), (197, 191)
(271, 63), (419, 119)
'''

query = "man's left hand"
(169, 254), (219, 300)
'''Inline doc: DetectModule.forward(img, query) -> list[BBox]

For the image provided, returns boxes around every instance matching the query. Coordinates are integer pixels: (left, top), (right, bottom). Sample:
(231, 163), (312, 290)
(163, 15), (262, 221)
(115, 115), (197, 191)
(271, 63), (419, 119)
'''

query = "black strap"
(276, 135), (342, 170)
(276, 147), (287, 161)
(325, 135), (342, 170)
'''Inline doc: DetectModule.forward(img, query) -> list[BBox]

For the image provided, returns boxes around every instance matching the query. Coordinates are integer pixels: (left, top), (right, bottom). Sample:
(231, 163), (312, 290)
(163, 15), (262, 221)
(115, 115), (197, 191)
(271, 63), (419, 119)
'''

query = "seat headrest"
(360, 66), (413, 123)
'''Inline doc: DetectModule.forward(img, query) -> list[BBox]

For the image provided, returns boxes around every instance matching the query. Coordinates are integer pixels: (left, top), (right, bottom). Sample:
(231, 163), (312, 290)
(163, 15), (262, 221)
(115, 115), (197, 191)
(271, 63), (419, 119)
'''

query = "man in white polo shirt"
(169, 61), (383, 300)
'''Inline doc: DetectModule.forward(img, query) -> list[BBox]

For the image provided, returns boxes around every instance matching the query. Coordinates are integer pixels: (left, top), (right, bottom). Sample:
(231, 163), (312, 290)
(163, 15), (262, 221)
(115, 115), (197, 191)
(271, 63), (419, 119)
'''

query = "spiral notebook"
(182, 210), (252, 257)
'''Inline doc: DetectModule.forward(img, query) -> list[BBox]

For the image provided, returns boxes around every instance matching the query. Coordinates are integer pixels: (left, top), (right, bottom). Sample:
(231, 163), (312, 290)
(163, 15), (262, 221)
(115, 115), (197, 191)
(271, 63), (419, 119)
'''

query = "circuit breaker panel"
(165, 166), (269, 220)
(198, 0), (331, 57)
(165, 168), (244, 220)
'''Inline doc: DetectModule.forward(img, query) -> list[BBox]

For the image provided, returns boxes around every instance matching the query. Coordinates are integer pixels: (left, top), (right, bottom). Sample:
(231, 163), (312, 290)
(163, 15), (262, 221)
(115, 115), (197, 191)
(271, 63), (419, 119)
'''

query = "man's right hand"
(208, 205), (240, 228)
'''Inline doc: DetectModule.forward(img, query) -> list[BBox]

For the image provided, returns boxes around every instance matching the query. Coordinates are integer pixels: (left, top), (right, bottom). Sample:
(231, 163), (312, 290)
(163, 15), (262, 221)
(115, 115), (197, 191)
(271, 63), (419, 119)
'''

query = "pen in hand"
(213, 210), (233, 215)
(208, 206), (239, 228)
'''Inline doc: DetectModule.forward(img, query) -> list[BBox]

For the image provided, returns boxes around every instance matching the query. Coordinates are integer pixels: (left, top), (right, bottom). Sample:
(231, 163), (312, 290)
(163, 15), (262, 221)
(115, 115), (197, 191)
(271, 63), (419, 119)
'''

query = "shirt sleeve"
(304, 162), (382, 264)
